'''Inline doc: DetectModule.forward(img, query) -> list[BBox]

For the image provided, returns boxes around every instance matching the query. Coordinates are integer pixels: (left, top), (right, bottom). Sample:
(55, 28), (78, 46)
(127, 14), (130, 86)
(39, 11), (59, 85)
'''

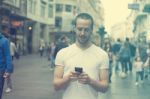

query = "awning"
(10, 14), (28, 21)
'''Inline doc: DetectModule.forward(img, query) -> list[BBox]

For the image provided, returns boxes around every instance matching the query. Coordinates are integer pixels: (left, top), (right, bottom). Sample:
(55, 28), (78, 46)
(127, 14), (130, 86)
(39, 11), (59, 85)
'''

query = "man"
(0, 25), (13, 99)
(53, 13), (109, 99)
(55, 35), (69, 55)
(125, 37), (136, 72)
(112, 38), (122, 73)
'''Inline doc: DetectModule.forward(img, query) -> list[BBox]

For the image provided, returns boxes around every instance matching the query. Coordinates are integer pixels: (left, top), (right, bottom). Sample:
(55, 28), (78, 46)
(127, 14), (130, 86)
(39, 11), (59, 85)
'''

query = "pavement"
(2, 54), (150, 99)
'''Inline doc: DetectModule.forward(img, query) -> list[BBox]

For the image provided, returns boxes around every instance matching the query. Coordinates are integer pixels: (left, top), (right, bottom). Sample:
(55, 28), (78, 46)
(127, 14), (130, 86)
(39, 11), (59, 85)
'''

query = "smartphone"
(75, 67), (83, 74)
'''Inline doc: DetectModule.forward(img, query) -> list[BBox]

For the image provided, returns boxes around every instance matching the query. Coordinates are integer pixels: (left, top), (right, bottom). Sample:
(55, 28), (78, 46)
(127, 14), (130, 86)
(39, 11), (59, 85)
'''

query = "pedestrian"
(119, 42), (131, 75)
(55, 35), (69, 55)
(49, 42), (56, 70)
(112, 38), (122, 73)
(53, 13), (109, 99)
(39, 40), (45, 57)
(5, 38), (16, 93)
(10, 38), (17, 61)
(125, 37), (136, 72)
(133, 56), (144, 85)
(103, 42), (113, 83)
(0, 25), (13, 99)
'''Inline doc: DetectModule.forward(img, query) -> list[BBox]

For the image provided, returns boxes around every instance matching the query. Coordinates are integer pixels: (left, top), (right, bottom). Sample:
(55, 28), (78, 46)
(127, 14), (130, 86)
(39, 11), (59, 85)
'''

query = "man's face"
(3, 28), (9, 36)
(75, 18), (92, 45)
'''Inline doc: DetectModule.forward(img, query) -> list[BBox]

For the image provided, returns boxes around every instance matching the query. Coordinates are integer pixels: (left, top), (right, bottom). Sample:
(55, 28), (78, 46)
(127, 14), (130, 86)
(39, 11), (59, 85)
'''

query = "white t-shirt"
(55, 44), (109, 99)
(10, 42), (17, 56)
(134, 61), (143, 72)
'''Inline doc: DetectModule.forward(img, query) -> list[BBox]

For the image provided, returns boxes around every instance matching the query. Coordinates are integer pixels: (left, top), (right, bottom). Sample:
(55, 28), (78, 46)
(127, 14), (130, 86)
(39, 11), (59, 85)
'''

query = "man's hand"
(78, 72), (91, 84)
(65, 71), (79, 82)
(3, 72), (10, 78)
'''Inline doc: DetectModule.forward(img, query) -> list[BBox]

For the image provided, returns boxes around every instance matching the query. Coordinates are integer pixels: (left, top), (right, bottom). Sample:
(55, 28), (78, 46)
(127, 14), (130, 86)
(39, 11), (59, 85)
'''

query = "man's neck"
(76, 41), (92, 50)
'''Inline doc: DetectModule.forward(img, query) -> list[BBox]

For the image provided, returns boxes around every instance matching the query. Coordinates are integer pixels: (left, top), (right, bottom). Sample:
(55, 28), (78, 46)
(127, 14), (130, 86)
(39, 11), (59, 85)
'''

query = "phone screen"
(75, 67), (83, 74)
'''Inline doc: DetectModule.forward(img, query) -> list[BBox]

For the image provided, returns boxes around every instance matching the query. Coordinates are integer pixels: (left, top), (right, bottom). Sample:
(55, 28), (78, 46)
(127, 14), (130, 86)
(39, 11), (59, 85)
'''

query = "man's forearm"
(89, 78), (109, 93)
(53, 76), (70, 91)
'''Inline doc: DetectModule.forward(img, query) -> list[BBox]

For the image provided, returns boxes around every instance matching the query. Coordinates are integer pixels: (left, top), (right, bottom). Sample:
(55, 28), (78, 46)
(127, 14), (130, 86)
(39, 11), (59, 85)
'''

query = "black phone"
(75, 67), (83, 74)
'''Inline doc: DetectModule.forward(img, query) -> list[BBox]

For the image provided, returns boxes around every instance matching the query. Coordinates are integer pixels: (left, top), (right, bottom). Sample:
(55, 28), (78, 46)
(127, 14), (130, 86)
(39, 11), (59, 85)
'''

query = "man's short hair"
(74, 13), (94, 30)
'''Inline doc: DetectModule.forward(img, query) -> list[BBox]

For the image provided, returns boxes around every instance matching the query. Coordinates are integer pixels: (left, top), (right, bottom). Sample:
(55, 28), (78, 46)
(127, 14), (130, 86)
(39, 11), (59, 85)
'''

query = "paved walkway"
(2, 54), (150, 99)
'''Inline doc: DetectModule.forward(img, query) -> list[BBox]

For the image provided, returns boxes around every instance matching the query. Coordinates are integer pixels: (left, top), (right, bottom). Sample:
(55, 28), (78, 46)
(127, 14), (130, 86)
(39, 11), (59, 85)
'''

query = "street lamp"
(28, 26), (32, 30)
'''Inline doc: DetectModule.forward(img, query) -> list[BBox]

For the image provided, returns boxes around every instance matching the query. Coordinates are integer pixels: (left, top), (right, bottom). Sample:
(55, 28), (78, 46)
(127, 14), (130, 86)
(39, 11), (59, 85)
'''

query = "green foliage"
(97, 26), (106, 37)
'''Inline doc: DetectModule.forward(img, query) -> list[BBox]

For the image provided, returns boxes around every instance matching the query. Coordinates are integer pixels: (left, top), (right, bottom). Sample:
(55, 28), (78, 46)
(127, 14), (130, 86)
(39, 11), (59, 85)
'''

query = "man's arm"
(89, 69), (109, 93)
(53, 65), (79, 91)
(3, 39), (13, 73)
(78, 68), (109, 93)
(53, 66), (69, 91)
(53, 66), (79, 91)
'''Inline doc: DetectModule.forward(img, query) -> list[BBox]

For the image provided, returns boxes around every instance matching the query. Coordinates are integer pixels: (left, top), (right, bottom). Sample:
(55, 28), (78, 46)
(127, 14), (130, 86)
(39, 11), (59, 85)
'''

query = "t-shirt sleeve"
(55, 49), (65, 67)
(99, 51), (109, 69)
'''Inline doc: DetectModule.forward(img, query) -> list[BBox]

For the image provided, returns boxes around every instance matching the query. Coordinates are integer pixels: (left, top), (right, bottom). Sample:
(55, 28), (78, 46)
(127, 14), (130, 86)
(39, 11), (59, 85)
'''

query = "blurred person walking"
(0, 25), (13, 99)
(133, 56), (144, 85)
(5, 38), (17, 93)
(103, 42), (113, 83)
(119, 42), (131, 77)
(49, 42), (57, 70)
(112, 38), (122, 73)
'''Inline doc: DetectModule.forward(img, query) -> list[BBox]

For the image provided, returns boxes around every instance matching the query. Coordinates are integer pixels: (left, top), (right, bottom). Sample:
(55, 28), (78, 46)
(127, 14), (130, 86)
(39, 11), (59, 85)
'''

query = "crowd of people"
(101, 37), (150, 85)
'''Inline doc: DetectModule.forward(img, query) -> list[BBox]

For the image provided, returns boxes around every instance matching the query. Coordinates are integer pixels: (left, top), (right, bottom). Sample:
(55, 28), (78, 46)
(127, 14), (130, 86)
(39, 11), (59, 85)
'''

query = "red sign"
(11, 20), (23, 27)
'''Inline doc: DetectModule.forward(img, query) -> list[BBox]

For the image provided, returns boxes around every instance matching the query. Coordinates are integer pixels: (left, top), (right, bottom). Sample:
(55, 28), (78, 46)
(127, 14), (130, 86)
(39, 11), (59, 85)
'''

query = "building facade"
(52, 0), (104, 44)
(26, 0), (55, 53)
(0, 0), (28, 54)
(131, 0), (150, 42)
(50, 0), (77, 44)
(78, 0), (104, 33)
(1, 0), (105, 53)
(0, 0), (56, 54)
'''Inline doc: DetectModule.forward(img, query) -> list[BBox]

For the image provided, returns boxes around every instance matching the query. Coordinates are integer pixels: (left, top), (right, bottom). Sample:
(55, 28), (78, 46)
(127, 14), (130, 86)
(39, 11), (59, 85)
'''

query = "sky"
(101, 0), (134, 33)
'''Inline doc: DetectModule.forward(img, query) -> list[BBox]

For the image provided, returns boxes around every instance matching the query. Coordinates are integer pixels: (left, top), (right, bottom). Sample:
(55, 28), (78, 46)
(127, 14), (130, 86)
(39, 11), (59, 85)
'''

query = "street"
(3, 54), (150, 99)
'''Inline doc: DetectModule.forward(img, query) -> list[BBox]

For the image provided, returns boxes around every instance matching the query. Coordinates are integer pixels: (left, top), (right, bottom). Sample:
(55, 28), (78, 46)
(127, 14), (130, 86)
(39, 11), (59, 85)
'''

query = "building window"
(32, 1), (36, 14)
(65, 5), (72, 12)
(56, 4), (63, 12)
(28, 0), (36, 14)
(55, 17), (62, 29)
(28, 0), (33, 13)
(40, 1), (46, 17)
(48, 4), (53, 18)
(14, 0), (20, 7)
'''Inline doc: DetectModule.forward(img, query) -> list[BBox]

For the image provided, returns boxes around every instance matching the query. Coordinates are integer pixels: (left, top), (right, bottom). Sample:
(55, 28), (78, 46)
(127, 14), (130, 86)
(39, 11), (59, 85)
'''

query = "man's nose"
(80, 29), (85, 35)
